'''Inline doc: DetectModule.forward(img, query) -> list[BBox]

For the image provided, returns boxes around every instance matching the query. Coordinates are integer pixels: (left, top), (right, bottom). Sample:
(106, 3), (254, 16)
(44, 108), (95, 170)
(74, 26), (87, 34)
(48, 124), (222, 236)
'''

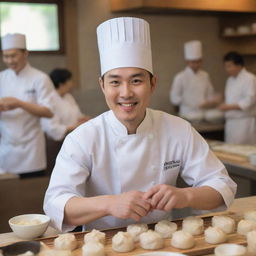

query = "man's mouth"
(119, 103), (137, 107)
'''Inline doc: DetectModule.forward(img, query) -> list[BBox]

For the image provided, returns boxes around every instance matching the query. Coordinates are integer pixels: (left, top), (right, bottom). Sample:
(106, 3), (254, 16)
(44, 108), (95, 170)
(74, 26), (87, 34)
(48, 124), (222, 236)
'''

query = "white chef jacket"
(0, 63), (54, 174)
(170, 67), (215, 118)
(44, 108), (236, 232)
(224, 68), (256, 144)
(41, 92), (84, 141)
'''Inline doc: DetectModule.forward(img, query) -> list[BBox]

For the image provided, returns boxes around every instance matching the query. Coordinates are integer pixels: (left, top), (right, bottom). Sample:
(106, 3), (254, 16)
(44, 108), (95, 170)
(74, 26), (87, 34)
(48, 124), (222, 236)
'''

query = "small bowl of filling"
(9, 214), (50, 239)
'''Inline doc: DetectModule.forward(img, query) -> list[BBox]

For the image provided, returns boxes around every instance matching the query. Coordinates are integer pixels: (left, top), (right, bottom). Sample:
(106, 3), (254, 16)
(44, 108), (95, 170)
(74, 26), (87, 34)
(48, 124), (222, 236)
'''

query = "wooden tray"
(37, 211), (247, 256)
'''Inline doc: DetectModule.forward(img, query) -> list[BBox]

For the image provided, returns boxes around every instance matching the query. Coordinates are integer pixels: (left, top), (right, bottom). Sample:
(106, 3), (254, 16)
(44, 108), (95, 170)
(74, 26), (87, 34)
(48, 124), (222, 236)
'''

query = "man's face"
(59, 79), (74, 95)
(187, 59), (202, 72)
(99, 67), (156, 131)
(224, 61), (242, 77)
(2, 49), (28, 73)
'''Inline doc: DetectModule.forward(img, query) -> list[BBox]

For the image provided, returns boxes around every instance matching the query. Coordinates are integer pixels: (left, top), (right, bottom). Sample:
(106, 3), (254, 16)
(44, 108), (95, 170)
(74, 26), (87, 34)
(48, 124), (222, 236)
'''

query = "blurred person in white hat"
(0, 33), (55, 177)
(219, 51), (256, 144)
(170, 40), (223, 123)
(44, 18), (236, 232)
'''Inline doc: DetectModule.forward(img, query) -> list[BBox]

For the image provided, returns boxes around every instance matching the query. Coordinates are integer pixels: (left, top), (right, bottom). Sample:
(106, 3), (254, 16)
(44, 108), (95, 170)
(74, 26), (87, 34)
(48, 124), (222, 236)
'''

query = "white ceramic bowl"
(9, 214), (50, 239)
(214, 243), (247, 256)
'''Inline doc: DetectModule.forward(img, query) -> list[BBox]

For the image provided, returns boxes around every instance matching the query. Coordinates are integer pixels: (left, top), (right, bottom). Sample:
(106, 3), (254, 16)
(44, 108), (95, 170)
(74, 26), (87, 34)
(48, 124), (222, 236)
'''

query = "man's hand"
(218, 103), (240, 111)
(143, 184), (189, 211)
(107, 191), (151, 221)
(0, 97), (21, 111)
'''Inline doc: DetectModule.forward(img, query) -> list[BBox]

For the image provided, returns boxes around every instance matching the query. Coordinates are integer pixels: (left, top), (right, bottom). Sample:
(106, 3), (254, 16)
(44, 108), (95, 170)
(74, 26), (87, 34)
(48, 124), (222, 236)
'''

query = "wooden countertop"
(1, 196), (256, 254)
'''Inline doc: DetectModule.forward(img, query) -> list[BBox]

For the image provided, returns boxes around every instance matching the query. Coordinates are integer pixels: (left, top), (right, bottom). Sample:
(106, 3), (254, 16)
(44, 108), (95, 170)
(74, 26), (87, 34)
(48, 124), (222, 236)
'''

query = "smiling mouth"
(119, 103), (138, 107)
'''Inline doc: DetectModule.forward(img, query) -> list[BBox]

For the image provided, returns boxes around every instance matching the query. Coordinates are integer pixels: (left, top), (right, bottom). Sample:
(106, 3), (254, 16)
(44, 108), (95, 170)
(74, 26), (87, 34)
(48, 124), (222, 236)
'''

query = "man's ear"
(99, 76), (104, 93)
(150, 75), (157, 92)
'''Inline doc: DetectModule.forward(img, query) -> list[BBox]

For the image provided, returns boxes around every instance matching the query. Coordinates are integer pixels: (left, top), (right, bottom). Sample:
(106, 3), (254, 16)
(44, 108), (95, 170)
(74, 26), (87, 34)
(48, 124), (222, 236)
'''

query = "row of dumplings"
(35, 210), (256, 256)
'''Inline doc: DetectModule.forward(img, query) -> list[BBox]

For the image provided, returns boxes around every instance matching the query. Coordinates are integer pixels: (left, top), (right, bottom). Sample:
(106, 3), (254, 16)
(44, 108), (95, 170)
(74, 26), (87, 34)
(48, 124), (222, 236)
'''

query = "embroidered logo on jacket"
(164, 160), (180, 171)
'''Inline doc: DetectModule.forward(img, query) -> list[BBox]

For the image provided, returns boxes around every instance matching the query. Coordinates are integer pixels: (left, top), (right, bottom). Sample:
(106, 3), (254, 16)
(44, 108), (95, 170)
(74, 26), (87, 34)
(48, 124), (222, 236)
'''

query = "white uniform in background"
(224, 68), (256, 144)
(0, 63), (54, 174)
(170, 66), (214, 118)
(41, 92), (84, 141)
(44, 109), (236, 232)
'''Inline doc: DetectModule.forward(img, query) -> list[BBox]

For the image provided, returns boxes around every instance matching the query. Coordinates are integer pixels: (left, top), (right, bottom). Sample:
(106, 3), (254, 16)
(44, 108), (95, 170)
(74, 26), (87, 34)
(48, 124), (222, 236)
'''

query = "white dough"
(127, 223), (148, 242)
(171, 230), (195, 249)
(204, 226), (227, 244)
(54, 233), (77, 251)
(139, 230), (164, 250)
(17, 252), (34, 256)
(82, 241), (105, 256)
(212, 216), (236, 234)
(84, 229), (106, 245)
(38, 249), (72, 256)
(182, 216), (204, 235)
(237, 219), (256, 235)
(247, 230), (256, 254)
(112, 232), (135, 253)
(155, 220), (177, 238)
(244, 211), (256, 222)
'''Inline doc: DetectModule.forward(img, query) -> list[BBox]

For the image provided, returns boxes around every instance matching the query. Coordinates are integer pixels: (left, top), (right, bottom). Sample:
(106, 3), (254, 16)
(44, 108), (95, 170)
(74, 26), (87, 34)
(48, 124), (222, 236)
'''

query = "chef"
(170, 40), (222, 122)
(219, 51), (256, 144)
(0, 33), (54, 177)
(44, 17), (236, 232)
(41, 68), (90, 141)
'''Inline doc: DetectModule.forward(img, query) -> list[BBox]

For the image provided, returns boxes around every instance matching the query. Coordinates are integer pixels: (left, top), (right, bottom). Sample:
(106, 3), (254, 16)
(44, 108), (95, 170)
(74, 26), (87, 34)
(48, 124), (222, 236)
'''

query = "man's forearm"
(184, 186), (224, 210)
(19, 101), (53, 117)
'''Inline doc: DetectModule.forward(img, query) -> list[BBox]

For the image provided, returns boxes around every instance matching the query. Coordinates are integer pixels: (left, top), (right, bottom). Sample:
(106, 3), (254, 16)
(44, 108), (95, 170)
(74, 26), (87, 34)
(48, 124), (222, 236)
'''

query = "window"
(0, 1), (63, 52)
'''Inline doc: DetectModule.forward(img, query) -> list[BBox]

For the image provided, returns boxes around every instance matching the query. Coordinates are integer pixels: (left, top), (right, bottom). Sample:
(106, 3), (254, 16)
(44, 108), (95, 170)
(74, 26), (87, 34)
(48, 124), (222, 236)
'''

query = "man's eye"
(110, 81), (120, 86)
(132, 79), (142, 84)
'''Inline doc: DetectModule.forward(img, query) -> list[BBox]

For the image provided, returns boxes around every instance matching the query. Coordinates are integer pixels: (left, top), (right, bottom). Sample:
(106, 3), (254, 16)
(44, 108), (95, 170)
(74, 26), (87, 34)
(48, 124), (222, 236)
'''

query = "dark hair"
(223, 51), (244, 66)
(49, 68), (72, 89)
(101, 70), (153, 80)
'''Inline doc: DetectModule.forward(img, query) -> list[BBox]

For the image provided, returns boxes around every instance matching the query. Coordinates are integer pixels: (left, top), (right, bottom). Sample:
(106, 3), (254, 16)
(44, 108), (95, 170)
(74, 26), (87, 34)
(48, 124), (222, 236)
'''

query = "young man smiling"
(44, 17), (236, 232)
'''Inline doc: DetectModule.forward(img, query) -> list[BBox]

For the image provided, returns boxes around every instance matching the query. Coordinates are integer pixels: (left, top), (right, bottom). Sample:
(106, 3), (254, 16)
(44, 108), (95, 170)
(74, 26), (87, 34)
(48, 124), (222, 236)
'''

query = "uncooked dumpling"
(82, 241), (105, 256)
(155, 220), (177, 238)
(212, 216), (236, 234)
(237, 219), (256, 235)
(247, 230), (256, 254)
(84, 229), (106, 245)
(17, 252), (34, 256)
(204, 226), (227, 244)
(112, 232), (134, 253)
(171, 230), (195, 249)
(139, 230), (164, 250)
(127, 223), (148, 242)
(54, 233), (77, 251)
(182, 216), (204, 235)
(244, 211), (256, 222)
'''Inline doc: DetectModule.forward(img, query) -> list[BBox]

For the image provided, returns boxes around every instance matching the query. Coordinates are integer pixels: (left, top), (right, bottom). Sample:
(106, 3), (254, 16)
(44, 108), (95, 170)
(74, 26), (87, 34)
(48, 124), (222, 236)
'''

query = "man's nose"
(120, 83), (134, 98)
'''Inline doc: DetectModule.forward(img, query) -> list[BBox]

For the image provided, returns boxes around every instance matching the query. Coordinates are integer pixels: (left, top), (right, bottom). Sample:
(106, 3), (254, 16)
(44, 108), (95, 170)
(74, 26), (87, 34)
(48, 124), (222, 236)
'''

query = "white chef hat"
(1, 33), (26, 51)
(97, 17), (153, 76)
(184, 40), (202, 60)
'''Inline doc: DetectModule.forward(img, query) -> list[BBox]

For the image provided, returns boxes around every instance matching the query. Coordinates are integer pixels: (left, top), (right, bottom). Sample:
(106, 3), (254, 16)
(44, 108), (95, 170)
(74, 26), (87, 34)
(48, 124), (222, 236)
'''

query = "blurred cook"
(41, 68), (90, 141)
(0, 33), (54, 177)
(170, 40), (222, 122)
(44, 17), (236, 232)
(219, 51), (256, 144)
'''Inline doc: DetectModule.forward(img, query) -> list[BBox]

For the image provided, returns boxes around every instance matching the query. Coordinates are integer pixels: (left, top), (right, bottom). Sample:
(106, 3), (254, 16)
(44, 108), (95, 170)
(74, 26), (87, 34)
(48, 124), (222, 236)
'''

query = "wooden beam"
(64, 0), (80, 87)
(110, 0), (256, 13)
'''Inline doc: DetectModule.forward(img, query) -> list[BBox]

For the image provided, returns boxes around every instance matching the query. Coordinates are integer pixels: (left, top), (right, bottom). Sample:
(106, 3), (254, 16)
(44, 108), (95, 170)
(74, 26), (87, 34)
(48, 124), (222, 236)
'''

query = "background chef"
(170, 40), (223, 122)
(41, 68), (90, 141)
(0, 33), (54, 177)
(219, 51), (256, 144)
(44, 17), (236, 232)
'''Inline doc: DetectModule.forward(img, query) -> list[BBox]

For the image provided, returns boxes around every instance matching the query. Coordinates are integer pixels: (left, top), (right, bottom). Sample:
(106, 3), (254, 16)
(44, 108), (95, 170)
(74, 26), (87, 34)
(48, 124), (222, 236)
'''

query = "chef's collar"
(108, 108), (153, 136)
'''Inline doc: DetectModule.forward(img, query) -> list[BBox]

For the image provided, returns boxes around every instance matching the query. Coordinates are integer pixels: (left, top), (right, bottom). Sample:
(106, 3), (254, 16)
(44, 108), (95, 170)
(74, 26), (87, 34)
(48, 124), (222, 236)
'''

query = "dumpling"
(112, 232), (135, 253)
(139, 230), (164, 250)
(155, 220), (177, 238)
(54, 233), (77, 251)
(182, 216), (204, 235)
(244, 211), (256, 222)
(127, 223), (148, 242)
(171, 230), (195, 249)
(84, 229), (106, 245)
(82, 241), (105, 256)
(247, 230), (256, 254)
(212, 216), (236, 234)
(237, 219), (256, 235)
(17, 252), (34, 256)
(204, 226), (227, 244)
